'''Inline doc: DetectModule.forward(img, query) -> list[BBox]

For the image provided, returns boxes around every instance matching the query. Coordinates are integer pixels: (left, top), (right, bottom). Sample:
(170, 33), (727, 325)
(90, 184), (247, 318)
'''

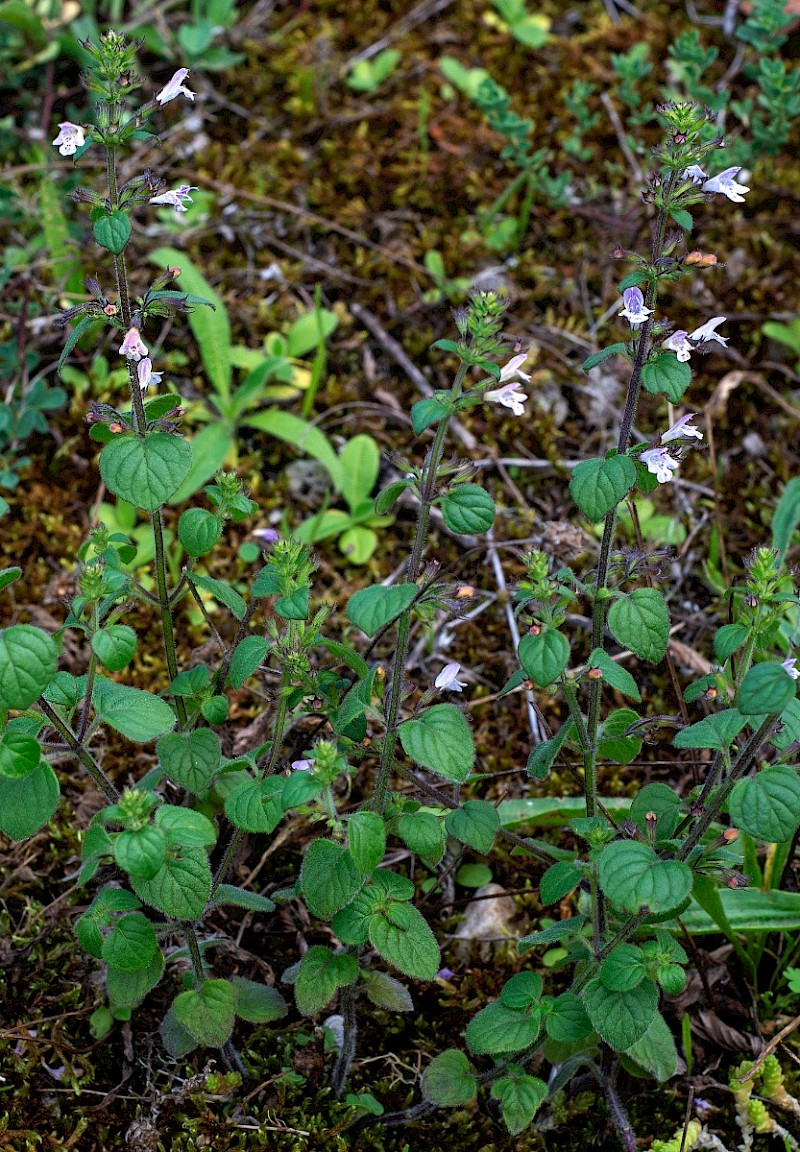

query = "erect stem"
(183, 922), (206, 985)
(38, 698), (119, 802)
(371, 364), (468, 815)
(331, 983), (358, 1097)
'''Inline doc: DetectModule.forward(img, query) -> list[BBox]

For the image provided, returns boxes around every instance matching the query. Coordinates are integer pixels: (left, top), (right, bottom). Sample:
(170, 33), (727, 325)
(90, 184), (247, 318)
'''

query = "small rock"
(452, 883), (517, 961)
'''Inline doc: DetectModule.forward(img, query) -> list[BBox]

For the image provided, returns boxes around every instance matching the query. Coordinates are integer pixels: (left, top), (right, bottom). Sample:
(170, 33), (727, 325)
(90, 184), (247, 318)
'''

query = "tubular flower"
(136, 358), (162, 392)
(682, 164), (707, 184)
(434, 662), (467, 692)
(498, 353), (531, 384)
(689, 316), (728, 347)
(119, 327), (148, 361)
(618, 287), (653, 327)
(702, 167), (749, 203)
(662, 330), (693, 362)
(662, 413), (703, 444)
(639, 446), (680, 484)
(52, 122), (85, 156)
(156, 68), (195, 105)
(782, 657), (800, 681)
(150, 185), (197, 212)
(485, 380), (527, 416)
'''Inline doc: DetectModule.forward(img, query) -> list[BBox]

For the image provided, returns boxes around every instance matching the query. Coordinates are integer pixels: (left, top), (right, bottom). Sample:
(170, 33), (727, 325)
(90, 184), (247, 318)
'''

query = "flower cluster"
(639, 414), (703, 484)
(662, 316), (728, 362)
(485, 353), (531, 417)
(684, 164), (750, 204)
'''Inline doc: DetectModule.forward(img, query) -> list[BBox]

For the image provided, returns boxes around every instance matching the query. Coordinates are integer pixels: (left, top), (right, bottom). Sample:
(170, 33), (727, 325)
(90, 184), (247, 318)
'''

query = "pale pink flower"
(662, 330), (693, 363)
(150, 185), (197, 212)
(782, 657), (800, 681)
(136, 358), (162, 392)
(662, 413), (703, 444)
(434, 662), (467, 692)
(689, 316), (728, 347)
(119, 327), (148, 361)
(639, 446), (680, 484)
(499, 353), (531, 384)
(52, 121), (85, 157)
(156, 68), (195, 105)
(619, 287), (653, 327)
(485, 380), (527, 416)
(702, 167), (749, 203)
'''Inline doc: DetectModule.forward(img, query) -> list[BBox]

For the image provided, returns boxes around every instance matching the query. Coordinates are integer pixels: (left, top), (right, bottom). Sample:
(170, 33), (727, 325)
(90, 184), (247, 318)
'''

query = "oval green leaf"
(100, 433), (193, 512)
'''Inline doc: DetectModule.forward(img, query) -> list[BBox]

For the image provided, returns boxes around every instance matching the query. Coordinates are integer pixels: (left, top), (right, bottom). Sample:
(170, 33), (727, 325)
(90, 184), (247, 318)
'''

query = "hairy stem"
(38, 698), (119, 802)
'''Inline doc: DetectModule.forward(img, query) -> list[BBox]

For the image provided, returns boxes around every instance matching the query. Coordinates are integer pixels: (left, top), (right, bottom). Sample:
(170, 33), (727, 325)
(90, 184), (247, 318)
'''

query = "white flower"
(292, 758), (314, 772)
(150, 184), (197, 212)
(662, 413), (703, 444)
(485, 380), (527, 416)
(434, 662), (467, 692)
(689, 316), (728, 347)
(662, 330), (693, 363)
(156, 68), (195, 105)
(119, 327), (148, 360)
(136, 358), (163, 392)
(618, 287), (653, 327)
(499, 353), (531, 384)
(52, 121), (85, 157)
(682, 164), (707, 184)
(782, 657), (800, 681)
(702, 167), (749, 203)
(639, 446), (680, 484)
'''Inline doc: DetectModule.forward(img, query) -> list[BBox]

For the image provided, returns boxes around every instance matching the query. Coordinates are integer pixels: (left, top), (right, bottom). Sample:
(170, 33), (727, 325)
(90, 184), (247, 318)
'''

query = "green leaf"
(99, 434), (193, 512)
(231, 976), (287, 1023)
(0, 731), (41, 780)
(243, 409), (342, 490)
(131, 847), (212, 919)
(466, 1001), (541, 1055)
(673, 709), (746, 750)
(375, 479), (409, 515)
(440, 484), (496, 534)
(399, 703), (475, 783)
(500, 972), (543, 1009)
(212, 884), (276, 913)
(526, 721), (574, 780)
(411, 396), (449, 435)
(0, 625), (58, 708)
(178, 508), (222, 557)
(539, 860), (582, 905)
(274, 586), (309, 620)
(294, 946), (358, 1016)
(174, 978), (235, 1048)
(0, 761), (60, 840)
(586, 648), (641, 701)
(0, 566), (22, 591)
(347, 811), (386, 874)
(91, 625), (137, 672)
(545, 993), (594, 1042)
(150, 248), (230, 400)
(361, 970), (414, 1012)
(155, 805), (217, 848)
(421, 1050), (477, 1107)
(714, 623), (749, 662)
(301, 839), (362, 920)
(101, 913), (158, 972)
(518, 915), (585, 953)
(93, 678), (176, 742)
(597, 707), (642, 765)
(738, 661), (796, 716)
(623, 1012), (677, 1081)
(107, 951), (164, 1009)
(396, 811), (446, 862)
(570, 455), (637, 522)
(491, 1069), (548, 1136)
(190, 574), (247, 620)
(729, 766), (800, 842)
(286, 306), (338, 357)
(582, 343), (629, 371)
(159, 1008), (199, 1058)
(224, 777), (285, 834)
(518, 630), (569, 687)
(157, 729), (221, 793)
(641, 352), (692, 402)
(582, 978), (659, 1051)
(772, 476), (800, 557)
(369, 903), (440, 979)
(598, 841), (693, 915)
(599, 944), (646, 991)
(681, 887), (800, 934)
(227, 636), (269, 690)
(338, 435), (379, 508)
(445, 800), (500, 854)
(114, 826), (167, 879)
(93, 210), (132, 255)
(346, 583), (418, 636)
(629, 782), (683, 839)
(607, 588), (670, 663)
(201, 695), (228, 725)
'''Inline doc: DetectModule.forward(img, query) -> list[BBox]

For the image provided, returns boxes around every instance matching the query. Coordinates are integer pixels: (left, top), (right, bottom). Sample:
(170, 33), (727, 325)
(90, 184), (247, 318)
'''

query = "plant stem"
(38, 698), (119, 802)
(331, 983), (358, 1097)
(371, 364), (468, 815)
(183, 923), (206, 985)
